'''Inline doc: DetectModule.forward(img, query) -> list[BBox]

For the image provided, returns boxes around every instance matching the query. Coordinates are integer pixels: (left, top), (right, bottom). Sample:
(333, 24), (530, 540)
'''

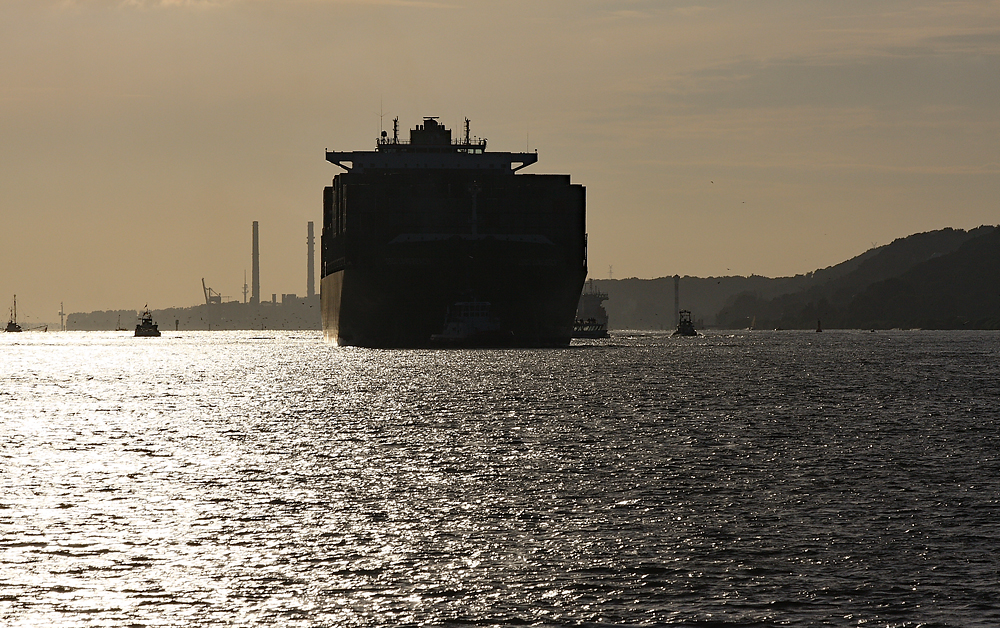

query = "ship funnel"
(251, 221), (260, 305)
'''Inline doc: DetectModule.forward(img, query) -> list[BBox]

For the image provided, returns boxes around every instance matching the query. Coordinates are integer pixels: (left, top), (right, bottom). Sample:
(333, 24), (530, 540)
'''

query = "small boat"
(430, 301), (513, 347)
(816, 319), (822, 333)
(573, 317), (609, 339)
(572, 279), (610, 338)
(135, 306), (161, 337)
(115, 315), (128, 332)
(5, 295), (22, 332)
(672, 310), (697, 336)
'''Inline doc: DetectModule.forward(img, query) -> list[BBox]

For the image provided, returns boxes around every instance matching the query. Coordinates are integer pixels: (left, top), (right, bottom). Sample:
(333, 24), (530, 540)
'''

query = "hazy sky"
(3, 0), (998, 323)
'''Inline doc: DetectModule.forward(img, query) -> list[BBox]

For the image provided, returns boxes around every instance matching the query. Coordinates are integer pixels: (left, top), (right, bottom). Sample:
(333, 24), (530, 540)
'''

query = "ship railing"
(376, 138), (488, 150)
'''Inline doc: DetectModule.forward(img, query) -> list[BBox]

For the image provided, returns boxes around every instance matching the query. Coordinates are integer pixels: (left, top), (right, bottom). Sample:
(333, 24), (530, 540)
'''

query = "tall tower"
(307, 221), (316, 298)
(674, 274), (680, 328)
(251, 221), (260, 305)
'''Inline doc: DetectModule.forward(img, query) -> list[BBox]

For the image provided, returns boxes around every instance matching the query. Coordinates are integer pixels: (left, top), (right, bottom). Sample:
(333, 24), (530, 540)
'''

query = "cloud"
(119, 0), (227, 6)
(52, 0), (234, 8)
(641, 34), (1000, 114)
(639, 155), (1000, 176)
(57, 0), (456, 8)
(672, 5), (714, 17)
(926, 30), (1000, 52)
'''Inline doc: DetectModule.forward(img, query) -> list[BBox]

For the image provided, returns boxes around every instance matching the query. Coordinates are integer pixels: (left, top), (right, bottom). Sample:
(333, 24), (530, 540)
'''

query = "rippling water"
(2, 330), (998, 627)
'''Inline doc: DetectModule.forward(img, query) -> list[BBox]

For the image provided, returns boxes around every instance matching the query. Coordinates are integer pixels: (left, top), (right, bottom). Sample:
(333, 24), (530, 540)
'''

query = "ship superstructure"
(573, 279), (609, 338)
(322, 117), (587, 347)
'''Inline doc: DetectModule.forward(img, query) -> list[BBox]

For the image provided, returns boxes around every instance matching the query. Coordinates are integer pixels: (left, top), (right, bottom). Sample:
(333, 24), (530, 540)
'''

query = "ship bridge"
(326, 117), (538, 174)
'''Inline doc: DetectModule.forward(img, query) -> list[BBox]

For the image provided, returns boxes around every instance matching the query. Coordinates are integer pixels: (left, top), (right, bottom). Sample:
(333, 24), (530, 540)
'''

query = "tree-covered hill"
(715, 226), (997, 329)
(843, 228), (1000, 329)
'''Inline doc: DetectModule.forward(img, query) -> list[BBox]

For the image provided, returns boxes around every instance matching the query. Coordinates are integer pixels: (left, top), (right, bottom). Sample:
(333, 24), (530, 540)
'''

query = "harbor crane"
(201, 278), (226, 305)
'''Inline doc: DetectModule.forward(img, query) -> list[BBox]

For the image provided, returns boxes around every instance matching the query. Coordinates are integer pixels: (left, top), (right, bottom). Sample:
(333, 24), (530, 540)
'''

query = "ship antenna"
(393, 117), (399, 143)
(465, 118), (471, 145)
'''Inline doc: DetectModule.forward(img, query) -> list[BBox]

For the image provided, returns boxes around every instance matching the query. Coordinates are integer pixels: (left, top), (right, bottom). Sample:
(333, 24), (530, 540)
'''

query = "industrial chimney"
(674, 274), (680, 328)
(307, 221), (315, 298)
(251, 221), (260, 305)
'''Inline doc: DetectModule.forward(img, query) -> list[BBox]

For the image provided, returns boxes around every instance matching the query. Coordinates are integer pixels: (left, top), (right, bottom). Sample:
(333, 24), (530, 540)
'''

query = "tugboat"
(572, 279), (610, 339)
(430, 301), (514, 347)
(134, 306), (161, 337)
(5, 295), (22, 332)
(672, 310), (698, 336)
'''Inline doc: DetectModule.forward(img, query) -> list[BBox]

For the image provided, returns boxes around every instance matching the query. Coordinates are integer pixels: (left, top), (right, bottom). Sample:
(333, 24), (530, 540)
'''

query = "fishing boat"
(5, 295), (22, 332)
(135, 306), (161, 337)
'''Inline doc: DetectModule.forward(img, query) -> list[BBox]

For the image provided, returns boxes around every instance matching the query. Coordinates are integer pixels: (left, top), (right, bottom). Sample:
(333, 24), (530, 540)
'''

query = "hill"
(65, 227), (997, 332)
(587, 226), (996, 330)
(589, 233), (900, 329)
(843, 228), (1000, 329)
(68, 296), (321, 331)
(714, 226), (996, 329)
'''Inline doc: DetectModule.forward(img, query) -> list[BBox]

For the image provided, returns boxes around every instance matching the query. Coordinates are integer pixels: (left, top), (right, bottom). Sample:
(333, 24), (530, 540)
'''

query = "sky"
(2, 0), (998, 324)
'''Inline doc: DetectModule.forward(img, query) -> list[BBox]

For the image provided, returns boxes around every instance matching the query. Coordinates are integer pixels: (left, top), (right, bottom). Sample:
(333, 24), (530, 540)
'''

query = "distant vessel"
(673, 310), (697, 336)
(573, 279), (609, 339)
(135, 307), (161, 337)
(6, 295), (22, 333)
(322, 117), (587, 348)
(116, 315), (128, 332)
(430, 301), (514, 347)
(3, 296), (41, 331)
(4, 294), (21, 331)
(816, 319), (822, 333)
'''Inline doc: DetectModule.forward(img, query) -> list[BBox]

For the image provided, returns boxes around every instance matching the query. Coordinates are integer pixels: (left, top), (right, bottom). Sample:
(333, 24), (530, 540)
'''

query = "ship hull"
(322, 258), (585, 348)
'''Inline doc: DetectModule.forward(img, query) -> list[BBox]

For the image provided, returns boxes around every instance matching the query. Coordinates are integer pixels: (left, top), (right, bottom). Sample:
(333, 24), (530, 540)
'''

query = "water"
(2, 330), (998, 627)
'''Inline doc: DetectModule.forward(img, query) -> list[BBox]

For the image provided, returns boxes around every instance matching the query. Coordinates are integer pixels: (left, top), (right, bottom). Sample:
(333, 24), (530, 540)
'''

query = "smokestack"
(251, 221), (260, 305)
(307, 221), (315, 298)
(674, 274), (680, 328)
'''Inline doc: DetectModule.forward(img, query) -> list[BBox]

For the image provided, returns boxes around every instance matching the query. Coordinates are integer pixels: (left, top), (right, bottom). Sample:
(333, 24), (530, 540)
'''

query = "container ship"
(322, 117), (587, 347)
